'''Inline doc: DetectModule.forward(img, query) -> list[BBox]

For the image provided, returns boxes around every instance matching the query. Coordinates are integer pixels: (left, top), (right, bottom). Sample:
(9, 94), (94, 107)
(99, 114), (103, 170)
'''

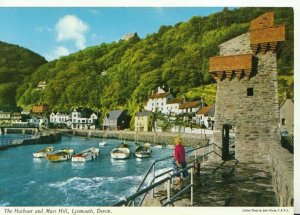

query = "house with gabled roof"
(166, 98), (182, 115)
(71, 107), (98, 130)
(102, 110), (130, 130)
(196, 105), (215, 129)
(178, 101), (201, 114)
(50, 112), (71, 126)
(144, 86), (174, 114)
(134, 111), (153, 132)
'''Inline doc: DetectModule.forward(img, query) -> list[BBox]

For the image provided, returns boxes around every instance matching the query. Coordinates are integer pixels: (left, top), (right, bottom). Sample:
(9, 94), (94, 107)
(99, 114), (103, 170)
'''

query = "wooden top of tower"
(250, 12), (274, 30)
(249, 12), (285, 53)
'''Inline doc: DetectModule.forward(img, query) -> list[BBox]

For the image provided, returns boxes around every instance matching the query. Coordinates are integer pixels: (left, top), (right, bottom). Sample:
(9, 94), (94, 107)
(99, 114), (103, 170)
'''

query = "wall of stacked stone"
(212, 31), (293, 206)
(269, 144), (294, 206)
(212, 32), (280, 163)
(0, 132), (61, 150)
(62, 129), (207, 148)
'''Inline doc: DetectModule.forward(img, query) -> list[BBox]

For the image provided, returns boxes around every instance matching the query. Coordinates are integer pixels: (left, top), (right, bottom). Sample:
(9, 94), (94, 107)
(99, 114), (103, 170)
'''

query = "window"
(247, 88), (254, 96)
(282, 118), (286, 125)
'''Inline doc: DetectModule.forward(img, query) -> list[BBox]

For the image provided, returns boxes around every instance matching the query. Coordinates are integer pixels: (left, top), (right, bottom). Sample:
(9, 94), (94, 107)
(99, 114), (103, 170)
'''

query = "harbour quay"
(0, 130), (61, 150)
(59, 129), (209, 148)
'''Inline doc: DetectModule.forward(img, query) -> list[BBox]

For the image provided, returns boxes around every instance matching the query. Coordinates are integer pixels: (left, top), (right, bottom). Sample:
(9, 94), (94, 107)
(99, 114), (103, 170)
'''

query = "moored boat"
(45, 148), (74, 162)
(155, 144), (165, 149)
(99, 135), (107, 146)
(134, 146), (152, 158)
(33, 146), (54, 158)
(99, 141), (107, 146)
(144, 142), (152, 147)
(72, 147), (100, 162)
(110, 144), (131, 159)
(167, 144), (175, 149)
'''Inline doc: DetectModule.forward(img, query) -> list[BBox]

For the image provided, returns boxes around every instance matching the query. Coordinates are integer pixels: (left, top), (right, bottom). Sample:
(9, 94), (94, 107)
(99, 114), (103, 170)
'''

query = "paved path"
(142, 159), (278, 207)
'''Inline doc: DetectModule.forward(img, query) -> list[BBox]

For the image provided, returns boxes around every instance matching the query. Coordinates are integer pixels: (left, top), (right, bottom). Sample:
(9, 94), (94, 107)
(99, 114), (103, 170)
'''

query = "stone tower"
(209, 12), (285, 163)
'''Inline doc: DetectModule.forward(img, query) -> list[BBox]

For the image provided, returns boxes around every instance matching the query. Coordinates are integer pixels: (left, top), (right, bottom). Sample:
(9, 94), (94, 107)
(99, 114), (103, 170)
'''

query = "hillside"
(16, 7), (294, 115)
(0, 41), (47, 106)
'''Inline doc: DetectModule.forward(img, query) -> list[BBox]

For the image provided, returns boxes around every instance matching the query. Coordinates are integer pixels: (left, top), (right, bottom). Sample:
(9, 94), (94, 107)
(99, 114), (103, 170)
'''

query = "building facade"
(279, 98), (294, 134)
(209, 12), (285, 162)
(103, 110), (130, 130)
(134, 111), (153, 132)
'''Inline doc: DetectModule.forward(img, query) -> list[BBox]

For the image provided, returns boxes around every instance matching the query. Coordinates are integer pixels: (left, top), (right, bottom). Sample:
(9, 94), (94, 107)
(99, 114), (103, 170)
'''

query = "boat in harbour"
(45, 148), (75, 162)
(99, 135), (107, 146)
(33, 146), (54, 158)
(134, 145), (152, 158)
(110, 143), (131, 159)
(167, 144), (175, 149)
(144, 142), (152, 147)
(72, 147), (100, 162)
(155, 144), (165, 149)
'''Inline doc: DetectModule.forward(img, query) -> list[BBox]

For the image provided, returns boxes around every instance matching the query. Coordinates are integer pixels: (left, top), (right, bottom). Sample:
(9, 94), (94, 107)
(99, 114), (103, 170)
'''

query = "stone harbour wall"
(269, 144), (294, 206)
(61, 129), (208, 148)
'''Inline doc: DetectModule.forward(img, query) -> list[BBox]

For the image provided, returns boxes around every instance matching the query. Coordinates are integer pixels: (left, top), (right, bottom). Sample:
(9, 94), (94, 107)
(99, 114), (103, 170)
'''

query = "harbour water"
(0, 134), (180, 206)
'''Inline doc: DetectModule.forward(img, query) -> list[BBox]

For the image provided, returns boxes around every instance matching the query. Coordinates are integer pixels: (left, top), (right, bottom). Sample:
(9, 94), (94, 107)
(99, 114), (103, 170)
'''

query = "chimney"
(152, 90), (154, 95)
(168, 88), (170, 93)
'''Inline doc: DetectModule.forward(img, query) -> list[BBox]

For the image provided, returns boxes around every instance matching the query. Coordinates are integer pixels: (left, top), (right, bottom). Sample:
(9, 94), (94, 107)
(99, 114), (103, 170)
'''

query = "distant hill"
(0, 41), (46, 106)
(16, 7), (293, 115)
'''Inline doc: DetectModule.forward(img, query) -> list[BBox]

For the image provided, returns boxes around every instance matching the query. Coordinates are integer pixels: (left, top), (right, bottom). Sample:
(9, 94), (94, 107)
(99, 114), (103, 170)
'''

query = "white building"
(28, 115), (49, 128)
(144, 87), (174, 114)
(50, 112), (70, 124)
(195, 105), (215, 129)
(71, 108), (98, 130)
(178, 101), (201, 114)
(165, 98), (182, 115)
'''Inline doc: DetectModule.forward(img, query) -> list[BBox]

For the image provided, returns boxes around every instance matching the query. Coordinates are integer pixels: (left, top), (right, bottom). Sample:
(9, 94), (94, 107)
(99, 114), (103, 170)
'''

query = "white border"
(0, 0), (299, 214)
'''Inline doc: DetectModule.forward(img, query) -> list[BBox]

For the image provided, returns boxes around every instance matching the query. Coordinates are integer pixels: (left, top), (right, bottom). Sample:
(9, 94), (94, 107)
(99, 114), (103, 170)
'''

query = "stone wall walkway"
(142, 160), (278, 207)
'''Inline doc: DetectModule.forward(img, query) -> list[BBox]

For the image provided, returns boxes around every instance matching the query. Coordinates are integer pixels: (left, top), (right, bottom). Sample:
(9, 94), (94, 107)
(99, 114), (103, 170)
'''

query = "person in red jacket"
(172, 136), (188, 187)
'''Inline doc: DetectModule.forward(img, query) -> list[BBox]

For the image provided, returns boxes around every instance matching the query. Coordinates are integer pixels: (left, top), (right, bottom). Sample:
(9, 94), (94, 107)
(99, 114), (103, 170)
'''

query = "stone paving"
(142, 159), (278, 207)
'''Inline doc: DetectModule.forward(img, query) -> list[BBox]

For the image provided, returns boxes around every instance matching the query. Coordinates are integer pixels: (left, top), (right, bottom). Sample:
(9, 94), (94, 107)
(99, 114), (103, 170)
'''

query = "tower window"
(247, 88), (254, 96)
(282, 118), (286, 125)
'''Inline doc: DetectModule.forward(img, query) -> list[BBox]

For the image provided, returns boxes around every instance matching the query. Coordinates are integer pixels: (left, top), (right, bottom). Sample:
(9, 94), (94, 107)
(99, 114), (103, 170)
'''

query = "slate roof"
(136, 111), (152, 117)
(197, 105), (215, 116)
(167, 98), (182, 104)
(179, 101), (200, 109)
(106, 110), (124, 120)
(149, 92), (170, 99)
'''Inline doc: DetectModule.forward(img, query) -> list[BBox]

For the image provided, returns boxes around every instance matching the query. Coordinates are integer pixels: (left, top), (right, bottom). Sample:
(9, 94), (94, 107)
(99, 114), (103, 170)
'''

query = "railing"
(113, 142), (220, 206)
(0, 134), (34, 146)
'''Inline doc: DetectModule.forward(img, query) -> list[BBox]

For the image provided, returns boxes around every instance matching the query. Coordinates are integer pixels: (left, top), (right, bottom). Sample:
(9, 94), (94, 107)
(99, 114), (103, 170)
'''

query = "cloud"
(55, 15), (89, 49)
(45, 46), (70, 61)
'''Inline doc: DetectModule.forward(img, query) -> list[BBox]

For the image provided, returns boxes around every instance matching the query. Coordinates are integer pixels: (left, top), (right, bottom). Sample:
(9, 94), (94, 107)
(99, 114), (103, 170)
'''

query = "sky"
(0, 7), (226, 61)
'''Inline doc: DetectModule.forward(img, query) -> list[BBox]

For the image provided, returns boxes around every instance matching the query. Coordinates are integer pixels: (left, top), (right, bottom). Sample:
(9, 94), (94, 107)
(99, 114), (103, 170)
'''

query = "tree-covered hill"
(16, 7), (293, 116)
(0, 41), (47, 106)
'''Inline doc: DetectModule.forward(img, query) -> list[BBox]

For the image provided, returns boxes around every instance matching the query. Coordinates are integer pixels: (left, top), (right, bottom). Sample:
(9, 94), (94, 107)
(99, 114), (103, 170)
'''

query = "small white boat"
(33, 146), (54, 158)
(167, 144), (175, 149)
(144, 142), (152, 147)
(155, 144), (165, 149)
(111, 144), (131, 159)
(45, 148), (74, 162)
(99, 141), (107, 146)
(72, 147), (100, 162)
(134, 146), (152, 158)
(99, 135), (107, 146)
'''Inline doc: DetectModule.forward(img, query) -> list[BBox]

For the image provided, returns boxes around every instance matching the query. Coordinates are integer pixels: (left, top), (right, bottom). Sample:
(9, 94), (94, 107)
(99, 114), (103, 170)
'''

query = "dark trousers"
(172, 159), (188, 178)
